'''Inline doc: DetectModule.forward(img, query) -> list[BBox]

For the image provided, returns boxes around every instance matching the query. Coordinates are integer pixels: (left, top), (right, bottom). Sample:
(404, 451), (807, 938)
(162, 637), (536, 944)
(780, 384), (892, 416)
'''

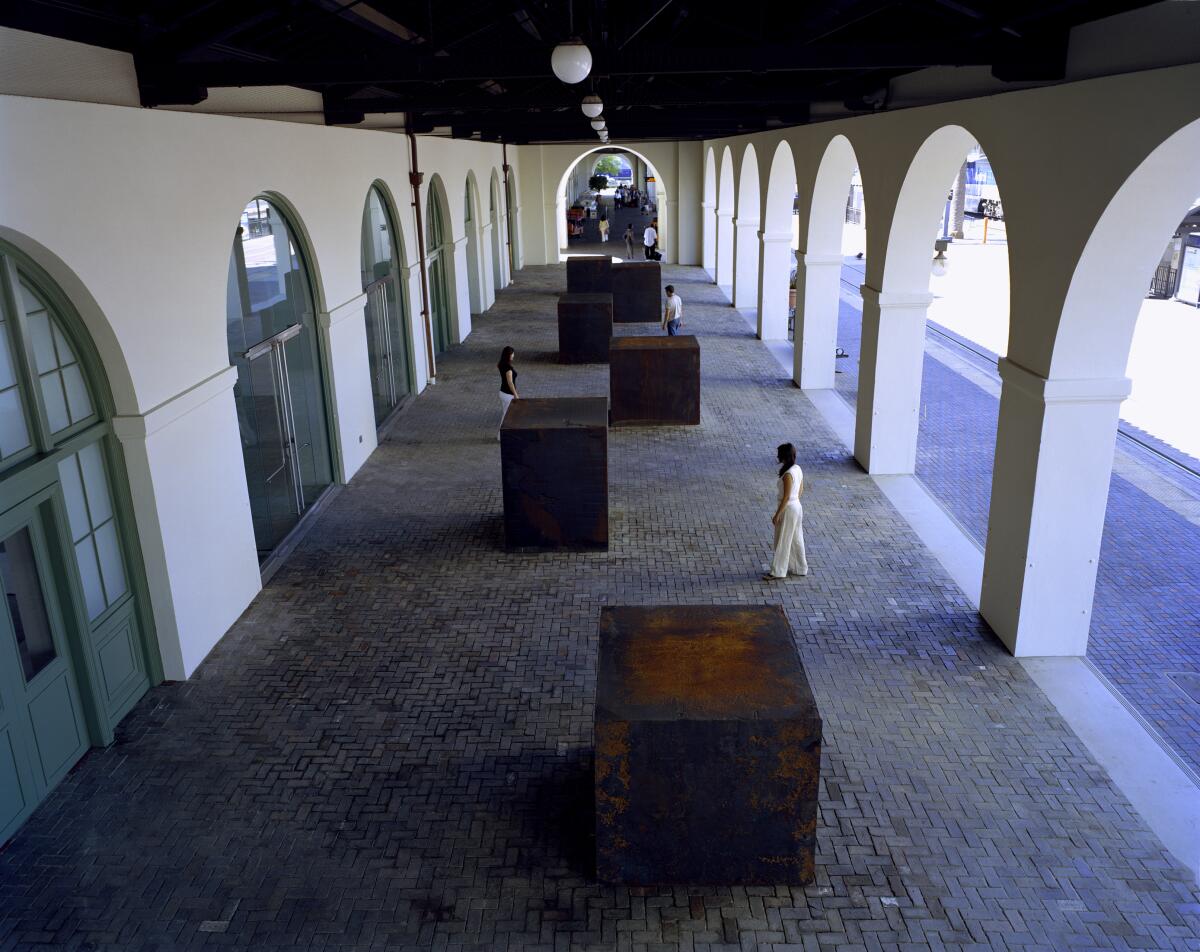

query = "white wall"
(0, 61), (516, 677)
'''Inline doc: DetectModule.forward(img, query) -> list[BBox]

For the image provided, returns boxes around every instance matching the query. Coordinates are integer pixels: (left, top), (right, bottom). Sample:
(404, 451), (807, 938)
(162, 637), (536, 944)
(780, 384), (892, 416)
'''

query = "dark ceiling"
(1, 0), (1160, 142)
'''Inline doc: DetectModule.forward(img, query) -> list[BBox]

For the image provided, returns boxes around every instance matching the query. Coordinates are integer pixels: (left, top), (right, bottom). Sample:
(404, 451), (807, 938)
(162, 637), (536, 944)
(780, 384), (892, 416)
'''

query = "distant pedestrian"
(763, 443), (809, 580)
(643, 223), (658, 259)
(598, 215), (610, 243)
(497, 346), (520, 440)
(623, 225), (634, 258)
(661, 284), (683, 336)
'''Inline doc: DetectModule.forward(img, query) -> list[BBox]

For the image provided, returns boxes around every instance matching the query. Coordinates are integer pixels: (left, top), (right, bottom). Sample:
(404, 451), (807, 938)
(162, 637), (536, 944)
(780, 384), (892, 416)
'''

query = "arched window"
(426, 187), (452, 354)
(0, 243), (154, 842)
(226, 197), (335, 566)
(361, 186), (413, 427)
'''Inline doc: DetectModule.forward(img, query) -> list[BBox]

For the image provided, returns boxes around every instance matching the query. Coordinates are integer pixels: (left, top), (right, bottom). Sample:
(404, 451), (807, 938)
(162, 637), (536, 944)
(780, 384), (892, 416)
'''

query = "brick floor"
(1, 264), (1197, 951)
(834, 258), (1200, 777)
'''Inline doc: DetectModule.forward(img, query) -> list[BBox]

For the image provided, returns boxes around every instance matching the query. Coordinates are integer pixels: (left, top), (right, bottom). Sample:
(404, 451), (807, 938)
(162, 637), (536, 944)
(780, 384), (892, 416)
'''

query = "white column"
(661, 197), (677, 264)
(732, 217), (759, 309)
(480, 221), (496, 310)
(793, 253), (844, 389)
(318, 293), (377, 480)
(112, 367), (261, 680)
(853, 285), (933, 474)
(701, 201), (716, 277)
(756, 231), (792, 341)
(547, 200), (565, 261)
(715, 210), (734, 293)
(452, 235), (472, 342)
(980, 359), (1131, 656)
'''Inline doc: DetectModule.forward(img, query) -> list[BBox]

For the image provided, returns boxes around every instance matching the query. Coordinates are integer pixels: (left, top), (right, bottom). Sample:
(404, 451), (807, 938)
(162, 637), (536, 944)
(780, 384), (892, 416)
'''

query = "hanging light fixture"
(590, 118), (606, 131)
(581, 95), (603, 118)
(551, 2), (591, 84)
(931, 239), (949, 277)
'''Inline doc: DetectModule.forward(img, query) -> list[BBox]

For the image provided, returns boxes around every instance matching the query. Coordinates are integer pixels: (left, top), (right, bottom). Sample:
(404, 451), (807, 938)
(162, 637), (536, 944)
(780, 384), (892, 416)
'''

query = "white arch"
(854, 125), (982, 474)
(553, 144), (671, 262)
(794, 135), (862, 388)
(715, 146), (736, 294)
(758, 140), (796, 341)
(733, 143), (761, 311)
(702, 148), (717, 277)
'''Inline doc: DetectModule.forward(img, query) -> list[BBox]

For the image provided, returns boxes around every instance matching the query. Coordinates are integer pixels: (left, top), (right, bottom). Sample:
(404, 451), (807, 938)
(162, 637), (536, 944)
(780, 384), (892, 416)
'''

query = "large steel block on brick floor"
(595, 605), (821, 885)
(558, 293), (613, 364)
(501, 397), (608, 550)
(566, 255), (612, 293)
(612, 261), (661, 323)
(609, 336), (700, 425)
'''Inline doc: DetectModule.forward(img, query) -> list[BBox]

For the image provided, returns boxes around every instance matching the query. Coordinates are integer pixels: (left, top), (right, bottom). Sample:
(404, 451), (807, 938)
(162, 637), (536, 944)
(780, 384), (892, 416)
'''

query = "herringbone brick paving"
(1, 263), (1197, 951)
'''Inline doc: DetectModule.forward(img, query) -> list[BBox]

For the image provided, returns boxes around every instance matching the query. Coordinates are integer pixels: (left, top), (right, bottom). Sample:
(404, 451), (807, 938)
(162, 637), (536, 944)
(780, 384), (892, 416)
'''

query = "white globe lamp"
(551, 40), (592, 85)
(590, 118), (606, 131)
(581, 95), (603, 118)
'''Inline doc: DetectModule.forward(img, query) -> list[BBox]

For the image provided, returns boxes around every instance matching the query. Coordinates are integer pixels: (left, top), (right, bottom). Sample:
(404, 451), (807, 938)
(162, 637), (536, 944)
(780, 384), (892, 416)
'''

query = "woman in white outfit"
(764, 442), (809, 580)
(497, 346), (519, 440)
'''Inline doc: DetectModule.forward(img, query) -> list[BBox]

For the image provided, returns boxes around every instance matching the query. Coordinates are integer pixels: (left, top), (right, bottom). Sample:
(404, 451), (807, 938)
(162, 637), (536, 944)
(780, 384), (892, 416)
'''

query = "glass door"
(364, 276), (411, 427)
(0, 512), (89, 844)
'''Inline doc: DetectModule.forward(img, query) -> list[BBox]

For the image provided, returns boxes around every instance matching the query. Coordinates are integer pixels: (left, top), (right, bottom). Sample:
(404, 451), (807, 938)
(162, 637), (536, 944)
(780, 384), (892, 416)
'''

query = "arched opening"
(361, 183), (414, 429)
(759, 141), (796, 342)
(981, 117), (1200, 760)
(0, 240), (157, 842)
(715, 146), (736, 296)
(489, 170), (504, 293)
(555, 146), (669, 263)
(425, 175), (456, 354)
(464, 174), (484, 315)
(796, 136), (866, 391)
(733, 144), (761, 312)
(852, 125), (981, 476)
(226, 195), (336, 564)
(702, 148), (717, 277)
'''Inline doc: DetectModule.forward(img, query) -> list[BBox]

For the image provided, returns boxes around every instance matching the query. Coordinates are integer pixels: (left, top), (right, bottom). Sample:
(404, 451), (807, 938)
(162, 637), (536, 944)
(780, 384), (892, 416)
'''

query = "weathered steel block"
(501, 397), (608, 550)
(609, 336), (700, 426)
(612, 261), (661, 323)
(595, 605), (821, 885)
(558, 293), (613, 364)
(566, 255), (613, 294)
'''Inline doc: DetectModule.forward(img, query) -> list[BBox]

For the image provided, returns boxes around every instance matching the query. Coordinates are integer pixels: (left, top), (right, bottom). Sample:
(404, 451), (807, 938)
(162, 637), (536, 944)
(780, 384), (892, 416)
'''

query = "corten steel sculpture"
(595, 605), (822, 885)
(612, 261), (661, 323)
(609, 336), (700, 425)
(558, 293), (613, 364)
(566, 255), (612, 294)
(500, 397), (608, 549)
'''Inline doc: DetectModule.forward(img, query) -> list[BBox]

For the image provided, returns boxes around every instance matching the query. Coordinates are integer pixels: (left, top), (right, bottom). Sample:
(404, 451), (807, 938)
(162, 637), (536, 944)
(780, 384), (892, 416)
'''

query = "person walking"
(763, 442), (809, 580)
(661, 284), (683, 335)
(623, 225), (635, 259)
(497, 346), (519, 440)
(643, 222), (658, 259)
(598, 215), (610, 243)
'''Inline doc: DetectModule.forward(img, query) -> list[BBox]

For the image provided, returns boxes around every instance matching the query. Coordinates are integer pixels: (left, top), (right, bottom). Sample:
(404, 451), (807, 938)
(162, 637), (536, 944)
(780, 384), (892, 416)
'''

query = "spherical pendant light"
(581, 95), (603, 118)
(551, 39), (592, 84)
(589, 118), (606, 131)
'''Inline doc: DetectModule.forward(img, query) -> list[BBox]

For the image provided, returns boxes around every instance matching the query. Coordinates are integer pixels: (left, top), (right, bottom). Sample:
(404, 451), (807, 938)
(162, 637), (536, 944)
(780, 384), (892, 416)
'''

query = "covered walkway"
(1, 264), (1195, 951)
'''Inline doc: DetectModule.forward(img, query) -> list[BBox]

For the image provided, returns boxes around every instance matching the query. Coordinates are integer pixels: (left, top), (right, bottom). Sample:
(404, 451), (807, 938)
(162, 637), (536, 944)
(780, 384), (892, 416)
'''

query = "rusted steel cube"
(500, 397), (608, 550)
(595, 605), (821, 885)
(558, 293), (613, 364)
(612, 261), (661, 323)
(609, 336), (700, 426)
(566, 255), (612, 294)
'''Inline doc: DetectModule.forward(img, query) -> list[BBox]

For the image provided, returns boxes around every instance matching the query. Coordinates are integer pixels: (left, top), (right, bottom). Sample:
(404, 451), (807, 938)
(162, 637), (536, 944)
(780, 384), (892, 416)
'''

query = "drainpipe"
(407, 117), (437, 384)
(502, 142), (515, 278)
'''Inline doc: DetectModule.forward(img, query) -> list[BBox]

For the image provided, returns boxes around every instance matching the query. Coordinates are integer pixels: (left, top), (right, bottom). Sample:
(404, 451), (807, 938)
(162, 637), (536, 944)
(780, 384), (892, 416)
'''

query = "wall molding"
(112, 365), (238, 441)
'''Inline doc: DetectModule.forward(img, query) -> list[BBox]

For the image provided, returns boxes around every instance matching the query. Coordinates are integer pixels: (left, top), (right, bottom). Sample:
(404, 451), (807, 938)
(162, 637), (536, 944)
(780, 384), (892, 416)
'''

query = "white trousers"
(768, 502), (808, 577)
(498, 391), (514, 439)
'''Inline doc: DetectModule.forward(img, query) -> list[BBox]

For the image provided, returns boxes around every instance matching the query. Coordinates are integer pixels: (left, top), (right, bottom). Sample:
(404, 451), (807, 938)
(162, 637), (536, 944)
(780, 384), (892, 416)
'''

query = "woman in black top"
(497, 346), (519, 440)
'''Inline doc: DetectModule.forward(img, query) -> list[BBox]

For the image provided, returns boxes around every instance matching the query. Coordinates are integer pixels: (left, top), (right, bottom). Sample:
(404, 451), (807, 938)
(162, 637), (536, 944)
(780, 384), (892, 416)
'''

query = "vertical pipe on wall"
(407, 119), (437, 383)
(503, 142), (515, 278)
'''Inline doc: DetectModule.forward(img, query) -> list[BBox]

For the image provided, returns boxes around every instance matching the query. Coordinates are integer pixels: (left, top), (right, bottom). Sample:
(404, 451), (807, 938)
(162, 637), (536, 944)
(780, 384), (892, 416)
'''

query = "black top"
(499, 365), (518, 395)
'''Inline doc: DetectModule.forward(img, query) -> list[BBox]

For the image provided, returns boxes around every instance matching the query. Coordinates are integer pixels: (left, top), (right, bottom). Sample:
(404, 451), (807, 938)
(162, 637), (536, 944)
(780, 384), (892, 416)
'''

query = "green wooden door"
(0, 509), (89, 843)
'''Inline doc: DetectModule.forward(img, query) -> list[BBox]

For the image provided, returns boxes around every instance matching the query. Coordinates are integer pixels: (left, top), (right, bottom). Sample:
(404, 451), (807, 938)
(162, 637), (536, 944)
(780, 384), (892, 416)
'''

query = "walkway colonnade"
(700, 63), (1200, 659)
